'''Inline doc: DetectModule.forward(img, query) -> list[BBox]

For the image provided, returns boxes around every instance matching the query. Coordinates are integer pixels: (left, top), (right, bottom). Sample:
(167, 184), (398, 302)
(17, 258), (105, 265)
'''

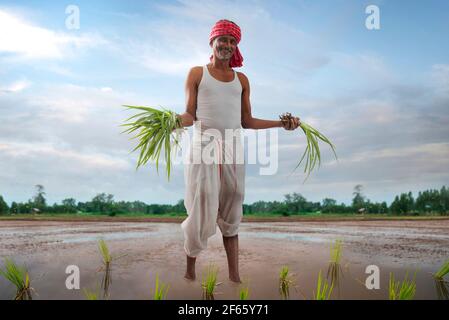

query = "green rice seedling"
(100, 266), (111, 299)
(152, 274), (170, 300)
(433, 260), (449, 280)
(313, 270), (334, 300)
(329, 239), (343, 265)
(121, 105), (183, 181)
(0, 258), (33, 300)
(98, 239), (112, 266)
(279, 266), (294, 300)
(389, 271), (417, 300)
(327, 239), (343, 294)
(280, 113), (338, 183)
(239, 286), (249, 300)
(434, 278), (449, 300)
(433, 260), (449, 299)
(201, 263), (219, 300)
(98, 239), (112, 299)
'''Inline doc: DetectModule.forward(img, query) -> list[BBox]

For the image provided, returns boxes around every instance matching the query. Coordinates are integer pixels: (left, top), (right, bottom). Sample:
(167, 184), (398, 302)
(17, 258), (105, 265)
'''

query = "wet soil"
(0, 220), (448, 300)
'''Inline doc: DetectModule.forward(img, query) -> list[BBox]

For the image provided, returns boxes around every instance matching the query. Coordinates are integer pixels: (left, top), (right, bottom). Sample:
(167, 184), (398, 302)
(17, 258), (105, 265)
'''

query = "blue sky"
(1, 0), (448, 206)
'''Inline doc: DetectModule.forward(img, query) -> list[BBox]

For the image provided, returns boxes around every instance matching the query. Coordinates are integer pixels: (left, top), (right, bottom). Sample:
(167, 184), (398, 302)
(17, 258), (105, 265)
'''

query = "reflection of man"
(177, 19), (300, 283)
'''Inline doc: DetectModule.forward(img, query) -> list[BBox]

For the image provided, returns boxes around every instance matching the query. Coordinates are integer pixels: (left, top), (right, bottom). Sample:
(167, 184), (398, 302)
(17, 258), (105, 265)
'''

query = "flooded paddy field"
(1, 219), (448, 300)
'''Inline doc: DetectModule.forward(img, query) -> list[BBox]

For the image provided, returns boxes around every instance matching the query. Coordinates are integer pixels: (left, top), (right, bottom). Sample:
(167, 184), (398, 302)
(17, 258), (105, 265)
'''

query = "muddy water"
(0, 220), (448, 300)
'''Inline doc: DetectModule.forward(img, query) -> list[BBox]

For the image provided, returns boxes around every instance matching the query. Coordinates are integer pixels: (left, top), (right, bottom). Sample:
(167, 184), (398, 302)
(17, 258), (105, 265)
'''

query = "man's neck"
(210, 58), (232, 71)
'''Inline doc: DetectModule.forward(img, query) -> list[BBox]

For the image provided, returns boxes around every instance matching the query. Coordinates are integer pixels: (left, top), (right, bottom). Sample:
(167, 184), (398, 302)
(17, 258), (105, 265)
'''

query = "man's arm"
(177, 67), (200, 127)
(239, 72), (299, 130)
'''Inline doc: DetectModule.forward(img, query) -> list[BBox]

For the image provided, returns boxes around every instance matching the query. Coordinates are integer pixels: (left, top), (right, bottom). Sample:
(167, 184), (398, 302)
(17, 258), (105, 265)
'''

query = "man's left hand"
(282, 116), (301, 130)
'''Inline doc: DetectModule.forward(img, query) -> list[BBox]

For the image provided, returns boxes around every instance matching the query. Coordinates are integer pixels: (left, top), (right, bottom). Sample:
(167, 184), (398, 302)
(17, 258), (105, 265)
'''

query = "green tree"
(352, 184), (366, 212)
(415, 188), (442, 214)
(0, 195), (9, 215)
(380, 201), (388, 214)
(390, 192), (414, 215)
(284, 192), (309, 214)
(172, 199), (186, 214)
(390, 196), (399, 214)
(243, 204), (252, 215)
(18, 201), (32, 214)
(10, 201), (18, 214)
(441, 186), (449, 215)
(321, 198), (337, 213)
(32, 184), (47, 211)
(62, 198), (77, 213)
(272, 201), (289, 216)
(90, 193), (114, 214)
(129, 200), (147, 213)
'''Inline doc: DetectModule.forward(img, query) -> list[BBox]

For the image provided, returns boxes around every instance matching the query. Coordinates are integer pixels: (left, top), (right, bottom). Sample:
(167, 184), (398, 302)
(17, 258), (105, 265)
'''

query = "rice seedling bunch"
(98, 239), (112, 298)
(98, 239), (112, 266)
(0, 258), (33, 300)
(389, 272), (417, 300)
(327, 239), (344, 285)
(239, 286), (249, 300)
(280, 112), (338, 183)
(434, 278), (449, 300)
(152, 274), (170, 300)
(330, 239), (343, 265)
(314, 270), (334, 300)
(279, 266), (294, 299)
(121, 105), (183, 181)
(201, 263), (219, 300)
(434, 260), (449, 280)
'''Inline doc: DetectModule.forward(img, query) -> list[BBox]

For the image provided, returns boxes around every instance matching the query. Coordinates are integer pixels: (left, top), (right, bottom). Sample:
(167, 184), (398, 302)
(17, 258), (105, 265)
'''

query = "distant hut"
(31, 208), (41, 215)
(357, 208), (366, 215)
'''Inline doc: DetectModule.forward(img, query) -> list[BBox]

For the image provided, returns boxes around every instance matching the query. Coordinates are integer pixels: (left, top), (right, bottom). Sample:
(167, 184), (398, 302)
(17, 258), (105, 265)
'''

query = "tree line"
(0, 184), (448, 216)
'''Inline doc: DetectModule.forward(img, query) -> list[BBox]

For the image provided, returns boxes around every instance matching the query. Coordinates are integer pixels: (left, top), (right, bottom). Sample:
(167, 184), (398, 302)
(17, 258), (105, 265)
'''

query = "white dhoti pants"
(181, 132), (245, 258)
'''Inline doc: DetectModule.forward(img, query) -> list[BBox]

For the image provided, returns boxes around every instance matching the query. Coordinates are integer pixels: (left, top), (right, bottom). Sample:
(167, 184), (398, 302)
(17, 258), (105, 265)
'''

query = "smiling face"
(211, 35), (237, 61)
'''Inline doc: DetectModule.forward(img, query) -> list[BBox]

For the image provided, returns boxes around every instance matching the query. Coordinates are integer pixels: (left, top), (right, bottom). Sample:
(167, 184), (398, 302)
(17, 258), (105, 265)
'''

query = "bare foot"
(229, 274), (241, 283)
(184, 272), (196, 281)
(185, 255), (196, 281)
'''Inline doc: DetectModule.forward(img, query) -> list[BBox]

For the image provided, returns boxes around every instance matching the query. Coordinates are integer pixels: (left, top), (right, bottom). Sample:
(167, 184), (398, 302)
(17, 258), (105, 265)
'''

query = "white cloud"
(28, 84), (126, 123)
(0, 82), (150, 161)
(0, 141), (129, 170)
(121, 22), (210, 76)
(118, 0), (327, 78)
(0, 9), (104, 60)
(140, 51), (209, 76)
(328, 142), (449, 165)
(0, 79), (31, 94)
(355, 99), (402, 124)
(431, 64), (449, 94)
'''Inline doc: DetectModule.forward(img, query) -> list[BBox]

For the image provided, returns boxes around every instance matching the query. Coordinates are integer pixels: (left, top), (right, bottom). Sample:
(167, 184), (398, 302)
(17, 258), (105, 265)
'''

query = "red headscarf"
(209, 19), (243, 68)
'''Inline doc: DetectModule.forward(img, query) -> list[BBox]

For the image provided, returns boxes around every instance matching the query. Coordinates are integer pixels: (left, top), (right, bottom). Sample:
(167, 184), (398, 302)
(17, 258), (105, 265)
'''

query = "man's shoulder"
(189, 66), (203, 75)
(187, 66), (203, 83)
(236, 71), (249, 87)
(236, 70), (247, 78)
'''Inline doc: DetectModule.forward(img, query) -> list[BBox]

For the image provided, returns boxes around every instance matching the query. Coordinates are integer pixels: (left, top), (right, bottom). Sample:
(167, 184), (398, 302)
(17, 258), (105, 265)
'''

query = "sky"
(0, 0), (448, 206)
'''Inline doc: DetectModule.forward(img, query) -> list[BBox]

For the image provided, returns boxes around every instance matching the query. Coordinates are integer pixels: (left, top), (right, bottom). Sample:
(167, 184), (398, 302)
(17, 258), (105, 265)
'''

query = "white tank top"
(195, 64), (242, 137)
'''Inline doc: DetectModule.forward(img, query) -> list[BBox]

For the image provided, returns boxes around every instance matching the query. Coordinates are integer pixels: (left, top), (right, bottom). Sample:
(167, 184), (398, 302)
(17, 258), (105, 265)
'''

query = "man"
(177, 19), (300, 283)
